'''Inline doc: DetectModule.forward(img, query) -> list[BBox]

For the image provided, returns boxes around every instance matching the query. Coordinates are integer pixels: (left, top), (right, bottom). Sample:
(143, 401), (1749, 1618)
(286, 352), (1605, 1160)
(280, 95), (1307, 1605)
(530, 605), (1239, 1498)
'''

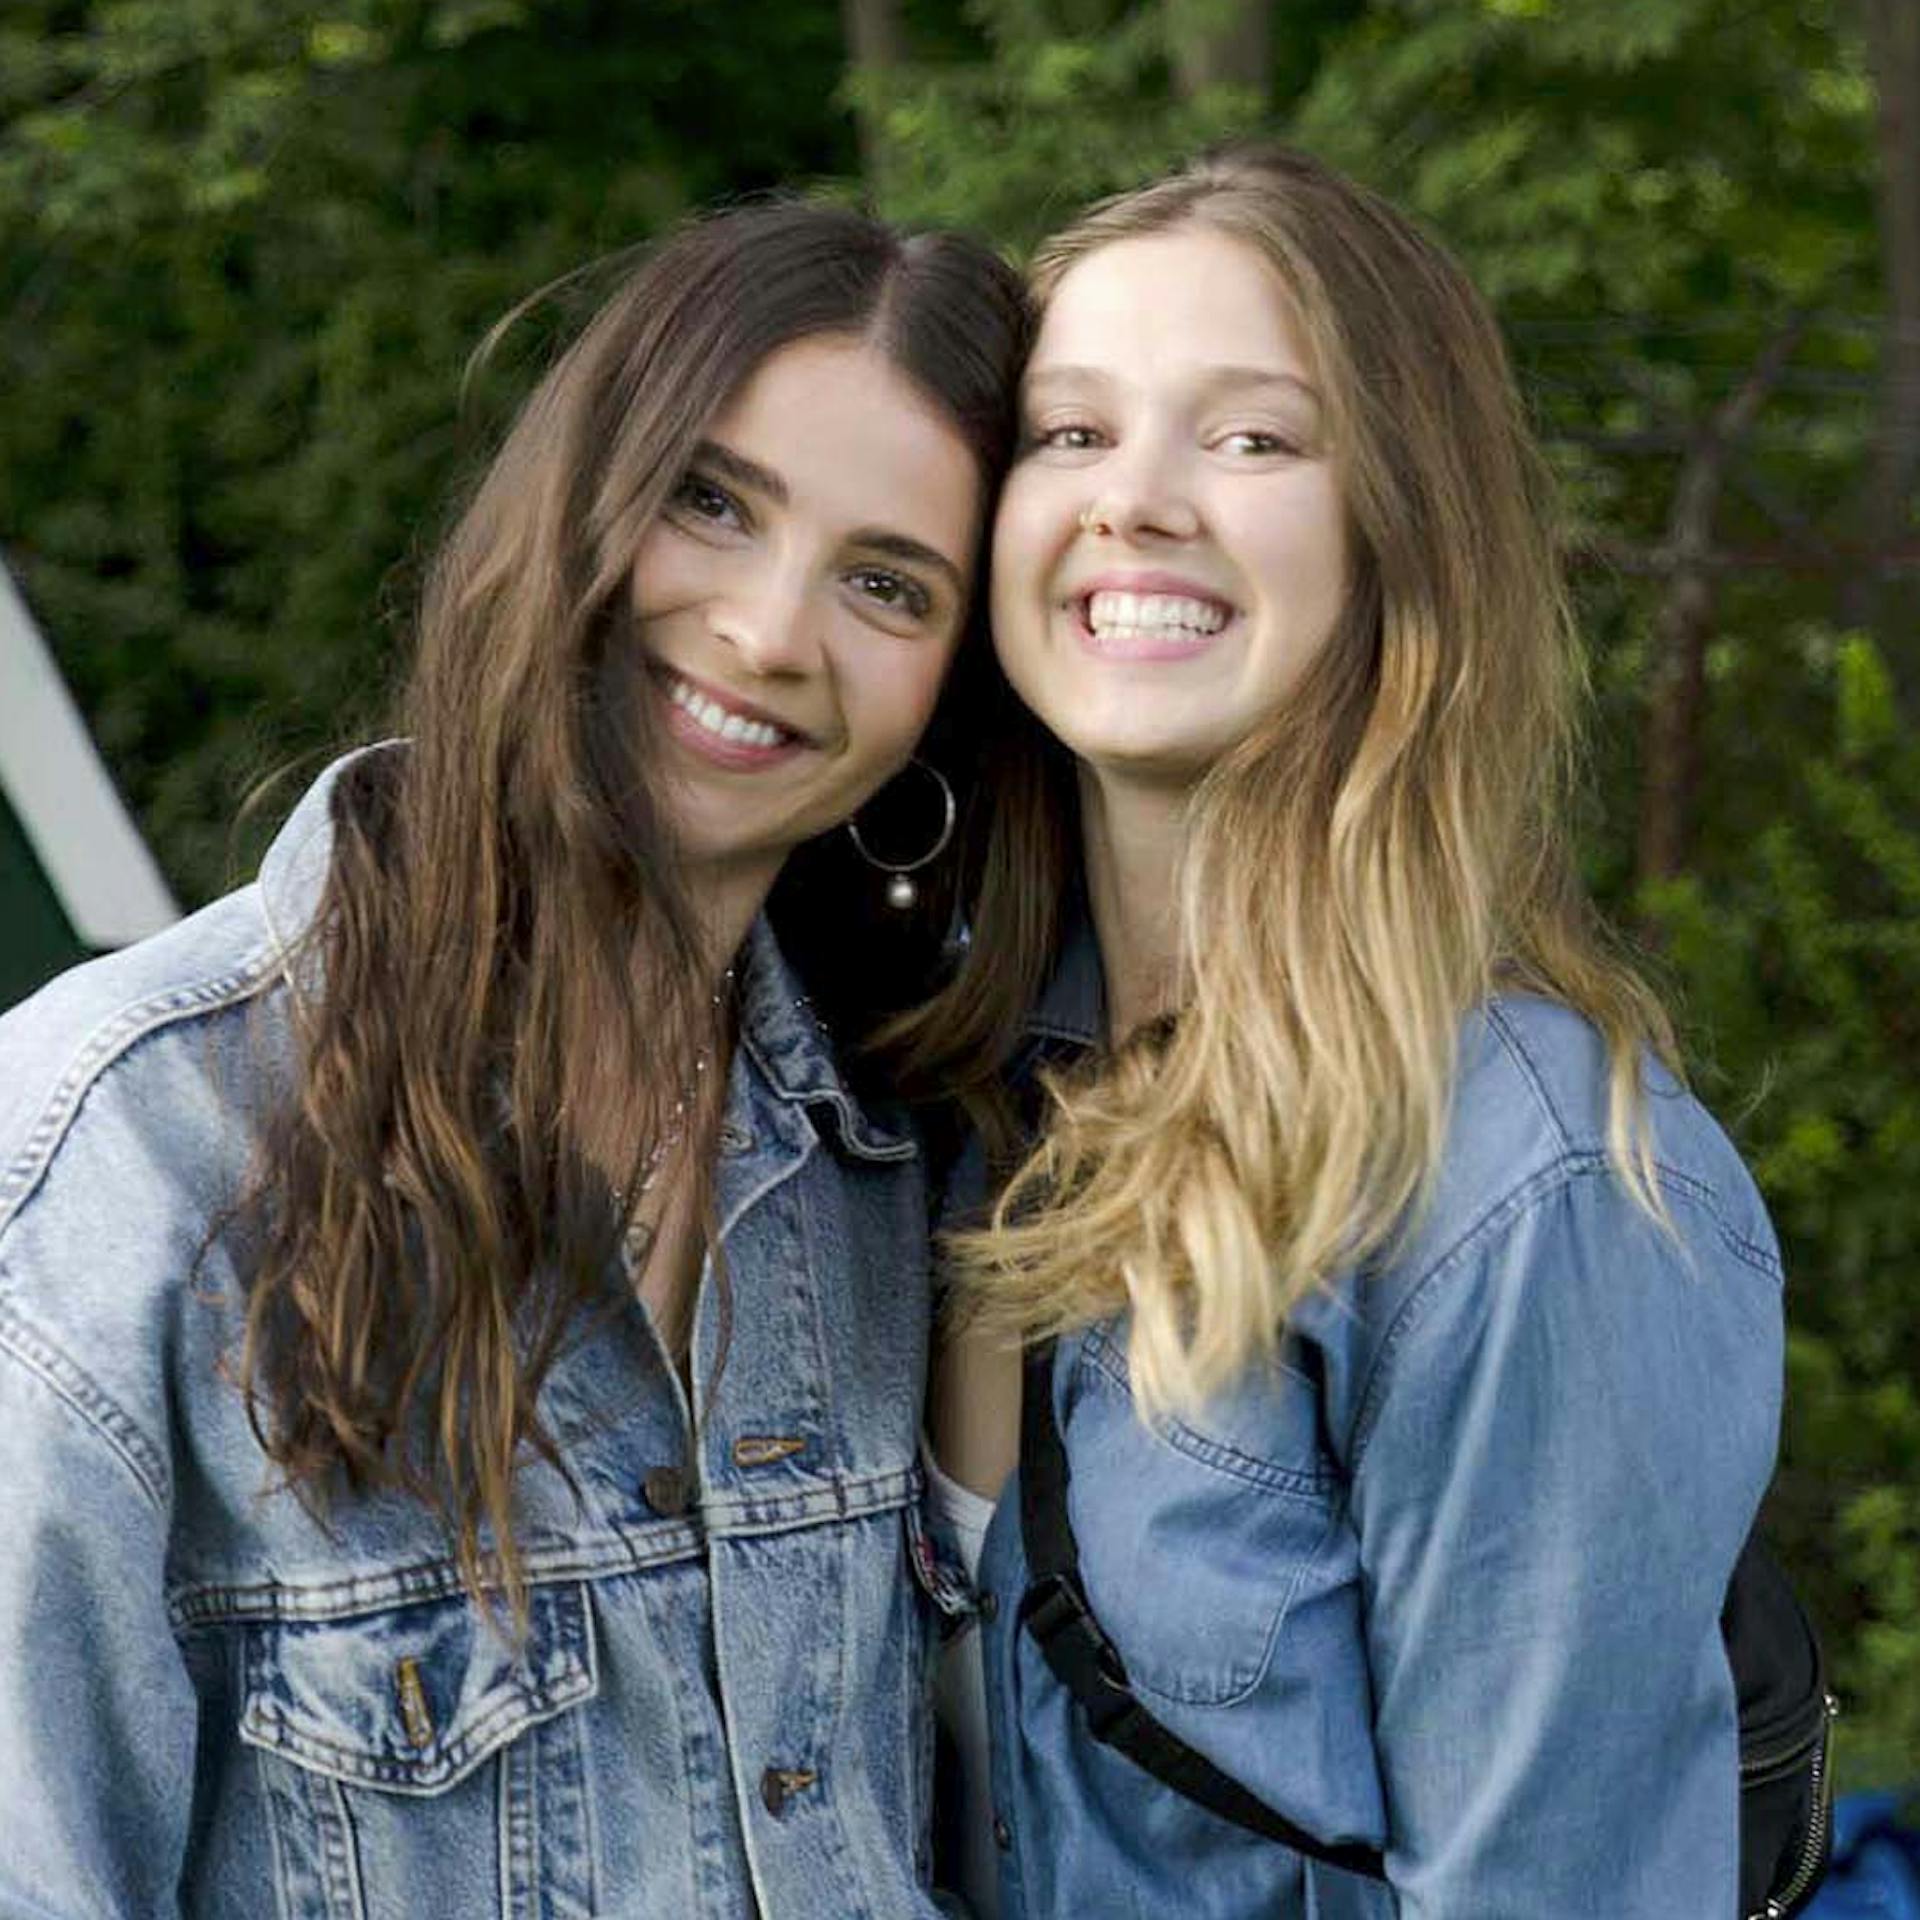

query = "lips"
(656, 668), (813, 767)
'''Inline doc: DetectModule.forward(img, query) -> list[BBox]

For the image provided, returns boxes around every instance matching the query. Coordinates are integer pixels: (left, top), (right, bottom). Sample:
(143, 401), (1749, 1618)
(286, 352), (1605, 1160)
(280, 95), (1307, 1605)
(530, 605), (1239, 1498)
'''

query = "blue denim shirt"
(0, 756), (948, 1919)
(970, 926), (1786, 1919)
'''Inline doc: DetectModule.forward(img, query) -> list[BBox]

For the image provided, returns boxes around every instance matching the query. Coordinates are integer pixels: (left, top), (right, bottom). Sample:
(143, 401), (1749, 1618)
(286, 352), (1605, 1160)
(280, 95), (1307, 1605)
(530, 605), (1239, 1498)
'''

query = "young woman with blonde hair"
(0, 199), (1031, 1917)
(908, 146), (1790, 1916)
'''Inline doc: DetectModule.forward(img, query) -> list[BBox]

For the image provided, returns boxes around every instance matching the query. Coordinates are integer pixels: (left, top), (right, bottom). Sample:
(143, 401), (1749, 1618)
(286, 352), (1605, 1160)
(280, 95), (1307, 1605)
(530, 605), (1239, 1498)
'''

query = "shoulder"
(0, 881), (285, 1233)
(0, 887), (292, 1496)
(1439, 993), (1780, 1281)
(1293, 993), (1785, 1465)
(0, 750), (360, 1253)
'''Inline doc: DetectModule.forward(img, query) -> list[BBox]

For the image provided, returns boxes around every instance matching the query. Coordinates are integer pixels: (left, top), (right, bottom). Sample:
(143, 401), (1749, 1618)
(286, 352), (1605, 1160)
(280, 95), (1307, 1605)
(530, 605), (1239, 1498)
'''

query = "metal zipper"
(1740, 1682), (1835, 1783)
(1746, 1692), (1838, 1920)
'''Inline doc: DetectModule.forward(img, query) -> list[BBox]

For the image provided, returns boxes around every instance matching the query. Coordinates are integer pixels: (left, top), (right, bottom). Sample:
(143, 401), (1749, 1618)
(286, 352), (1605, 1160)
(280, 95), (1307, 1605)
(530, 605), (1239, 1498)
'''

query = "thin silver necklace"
(616, 964), (736, 1274)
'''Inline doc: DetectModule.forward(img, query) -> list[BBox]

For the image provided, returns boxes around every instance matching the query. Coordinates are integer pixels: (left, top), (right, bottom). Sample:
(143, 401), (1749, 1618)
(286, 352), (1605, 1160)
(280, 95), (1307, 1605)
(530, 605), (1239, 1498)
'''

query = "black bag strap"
(1017, 1341), (1388, 1881)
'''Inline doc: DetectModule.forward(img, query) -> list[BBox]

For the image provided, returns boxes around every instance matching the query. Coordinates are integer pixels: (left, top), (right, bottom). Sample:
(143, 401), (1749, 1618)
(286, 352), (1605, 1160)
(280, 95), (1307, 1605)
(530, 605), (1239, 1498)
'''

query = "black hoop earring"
(845, 758), (956, 910)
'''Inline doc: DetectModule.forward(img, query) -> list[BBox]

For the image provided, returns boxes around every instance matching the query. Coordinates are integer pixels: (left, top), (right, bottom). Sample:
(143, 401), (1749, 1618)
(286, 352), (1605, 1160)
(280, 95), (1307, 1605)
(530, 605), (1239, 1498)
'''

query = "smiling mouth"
(662, 672), (806, 750)
(1076, 587), (1235, 652)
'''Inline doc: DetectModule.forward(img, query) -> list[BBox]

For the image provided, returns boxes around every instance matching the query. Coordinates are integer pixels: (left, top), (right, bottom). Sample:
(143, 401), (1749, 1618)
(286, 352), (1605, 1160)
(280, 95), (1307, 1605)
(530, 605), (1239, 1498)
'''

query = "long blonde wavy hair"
(902, 145), (1677, 1416)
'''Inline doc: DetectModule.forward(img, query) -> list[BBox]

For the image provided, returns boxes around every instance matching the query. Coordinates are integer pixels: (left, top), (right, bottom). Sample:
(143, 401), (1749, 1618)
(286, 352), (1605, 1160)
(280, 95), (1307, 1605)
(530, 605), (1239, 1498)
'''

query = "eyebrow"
(692, 439), (787, 504)
(847, 529), (967, 596)
(1025, 364), (1323, 409)
(691, 438), (967, 595)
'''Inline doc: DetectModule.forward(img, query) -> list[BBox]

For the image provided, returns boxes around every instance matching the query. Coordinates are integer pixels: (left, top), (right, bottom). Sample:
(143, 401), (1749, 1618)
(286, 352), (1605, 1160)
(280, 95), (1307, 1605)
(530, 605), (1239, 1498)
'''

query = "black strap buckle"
(1019, 1570), (1139, 1738)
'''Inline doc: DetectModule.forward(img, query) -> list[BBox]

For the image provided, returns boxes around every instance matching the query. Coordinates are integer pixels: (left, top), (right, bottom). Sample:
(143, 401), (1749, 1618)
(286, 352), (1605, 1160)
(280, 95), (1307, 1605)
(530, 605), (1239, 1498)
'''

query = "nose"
(1080, 435), (1201, 544)
(707, 554), (820, 677)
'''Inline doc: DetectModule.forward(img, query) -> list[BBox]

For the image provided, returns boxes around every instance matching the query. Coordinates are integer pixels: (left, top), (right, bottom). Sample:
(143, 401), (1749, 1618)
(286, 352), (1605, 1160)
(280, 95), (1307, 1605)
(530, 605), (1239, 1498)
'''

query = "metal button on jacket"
(642, 1464), (692, 1517)
(761, 1766), (817, 1816)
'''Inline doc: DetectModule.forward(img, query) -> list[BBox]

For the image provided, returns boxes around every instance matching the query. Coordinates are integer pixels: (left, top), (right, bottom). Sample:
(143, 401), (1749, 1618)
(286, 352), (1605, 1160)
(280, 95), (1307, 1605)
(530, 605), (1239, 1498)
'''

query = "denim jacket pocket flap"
(1069, 1334), (1349, 1708)
(238, 1579), (599, 1795)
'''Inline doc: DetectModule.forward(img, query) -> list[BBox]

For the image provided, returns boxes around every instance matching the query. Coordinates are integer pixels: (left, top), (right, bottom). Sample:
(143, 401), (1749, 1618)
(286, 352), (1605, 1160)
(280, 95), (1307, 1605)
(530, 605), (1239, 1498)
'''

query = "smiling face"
(990, 225), (1351, 792)
(630, 334), (982, 906)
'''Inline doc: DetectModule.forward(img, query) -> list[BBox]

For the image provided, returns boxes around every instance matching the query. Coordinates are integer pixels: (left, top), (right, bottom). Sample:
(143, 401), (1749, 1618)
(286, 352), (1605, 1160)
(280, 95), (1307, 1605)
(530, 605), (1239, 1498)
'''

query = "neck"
(1078, 766), (1189, 1045)
(685, 854), (780, 984)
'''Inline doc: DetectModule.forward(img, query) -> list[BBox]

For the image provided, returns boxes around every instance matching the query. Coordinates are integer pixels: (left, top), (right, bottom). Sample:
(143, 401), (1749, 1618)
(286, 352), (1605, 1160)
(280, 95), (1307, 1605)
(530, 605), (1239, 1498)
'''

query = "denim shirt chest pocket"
(1063, 1324), (1357, 1709)
(236, 1581), (599, 1918)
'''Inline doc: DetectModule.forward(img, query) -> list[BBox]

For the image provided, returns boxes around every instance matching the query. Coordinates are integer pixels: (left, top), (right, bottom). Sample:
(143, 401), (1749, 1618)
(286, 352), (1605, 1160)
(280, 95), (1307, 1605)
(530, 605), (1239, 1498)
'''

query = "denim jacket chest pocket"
(1064, 1325), (1357, 1710)
(236, 1581), (599, 1918)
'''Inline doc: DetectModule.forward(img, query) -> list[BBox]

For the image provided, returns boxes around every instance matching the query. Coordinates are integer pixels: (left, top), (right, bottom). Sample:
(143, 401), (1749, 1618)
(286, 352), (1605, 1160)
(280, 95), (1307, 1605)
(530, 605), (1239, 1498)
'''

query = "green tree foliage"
(1648, 629), (1920, 1785)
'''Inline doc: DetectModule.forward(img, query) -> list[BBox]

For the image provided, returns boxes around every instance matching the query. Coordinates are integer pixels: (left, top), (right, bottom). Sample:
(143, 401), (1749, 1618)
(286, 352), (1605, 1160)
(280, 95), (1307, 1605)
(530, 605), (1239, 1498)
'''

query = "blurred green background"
(2, 0), (1915, 1786)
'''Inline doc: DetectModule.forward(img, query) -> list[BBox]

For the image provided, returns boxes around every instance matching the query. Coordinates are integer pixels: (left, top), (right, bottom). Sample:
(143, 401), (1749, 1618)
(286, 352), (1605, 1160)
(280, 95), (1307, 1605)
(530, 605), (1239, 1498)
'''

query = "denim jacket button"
(978, 1590), (999, 1623)
(992, 1814), (1013, 1852)
(761, 1765), (817, 1816)
(642, 1465), (692, 1517)
(718, 1120), (753, 1155)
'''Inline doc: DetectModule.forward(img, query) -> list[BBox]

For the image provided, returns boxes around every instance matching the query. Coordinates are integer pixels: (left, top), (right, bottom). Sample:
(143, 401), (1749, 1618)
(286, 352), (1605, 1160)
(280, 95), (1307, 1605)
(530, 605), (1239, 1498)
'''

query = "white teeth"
(667, 676), (789, 749)
(1085, 589), (1229, 636)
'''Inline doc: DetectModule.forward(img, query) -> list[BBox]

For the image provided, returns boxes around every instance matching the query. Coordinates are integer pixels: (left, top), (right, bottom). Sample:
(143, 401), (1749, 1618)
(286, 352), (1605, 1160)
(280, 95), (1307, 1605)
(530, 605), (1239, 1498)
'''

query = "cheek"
(1240, 488), (1350, 621)
(988, 484), (1062, 679)
(629, 525), (700, 617)
(856, 635), (960, 764)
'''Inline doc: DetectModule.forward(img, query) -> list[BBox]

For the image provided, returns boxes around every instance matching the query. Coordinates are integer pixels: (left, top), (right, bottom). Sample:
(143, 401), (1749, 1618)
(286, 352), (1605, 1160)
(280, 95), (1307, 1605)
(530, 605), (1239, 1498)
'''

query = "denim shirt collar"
(256, 744), (910, 1163)
(1019, 902), (1106, 1058)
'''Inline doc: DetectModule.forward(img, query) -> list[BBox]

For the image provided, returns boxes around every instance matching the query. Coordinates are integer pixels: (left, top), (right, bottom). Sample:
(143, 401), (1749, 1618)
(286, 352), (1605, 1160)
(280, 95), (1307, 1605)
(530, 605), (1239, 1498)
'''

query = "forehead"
(706, 335), (980, 543)
(1031, 226), (1311, 384)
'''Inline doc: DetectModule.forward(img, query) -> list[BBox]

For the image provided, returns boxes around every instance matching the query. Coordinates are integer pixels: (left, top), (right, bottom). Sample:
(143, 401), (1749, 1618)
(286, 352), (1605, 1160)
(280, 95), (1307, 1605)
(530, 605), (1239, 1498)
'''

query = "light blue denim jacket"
(969, 926), (1786, 1919)
(0, 756), (949, 1919)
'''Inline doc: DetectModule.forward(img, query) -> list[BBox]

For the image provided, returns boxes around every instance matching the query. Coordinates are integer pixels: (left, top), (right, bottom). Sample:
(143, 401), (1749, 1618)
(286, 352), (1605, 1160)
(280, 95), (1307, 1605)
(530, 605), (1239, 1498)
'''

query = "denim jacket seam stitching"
(701, 1468), (918, 1531)
(1653, 1163), (1785, 1282)
(1347, 1150), (1778, 1471)
(0, 948), (277, 1239)
(243, 1660), (596, 1790)
(171, 1549), (656, 1628)
(1077, 1324), (1332, 1501)
(1347, 1150), (1607, 1472)
(0, 1293), (168, 1508)
(168, 1473), (920, 1625)
(1481, 1001), (1574, 1151)
(736, 1028), (915, 1164)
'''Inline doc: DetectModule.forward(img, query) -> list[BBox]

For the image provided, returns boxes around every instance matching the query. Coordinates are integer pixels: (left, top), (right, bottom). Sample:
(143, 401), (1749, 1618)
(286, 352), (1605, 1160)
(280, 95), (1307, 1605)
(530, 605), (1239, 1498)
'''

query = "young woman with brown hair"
(912, 146), (1790, 1917)
(0, 199), (1029, 1918)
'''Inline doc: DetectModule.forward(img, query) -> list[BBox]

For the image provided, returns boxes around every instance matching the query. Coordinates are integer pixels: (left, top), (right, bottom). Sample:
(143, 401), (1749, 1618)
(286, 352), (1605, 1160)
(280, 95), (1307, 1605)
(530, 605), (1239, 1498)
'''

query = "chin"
(1078, 737), (1217, 788)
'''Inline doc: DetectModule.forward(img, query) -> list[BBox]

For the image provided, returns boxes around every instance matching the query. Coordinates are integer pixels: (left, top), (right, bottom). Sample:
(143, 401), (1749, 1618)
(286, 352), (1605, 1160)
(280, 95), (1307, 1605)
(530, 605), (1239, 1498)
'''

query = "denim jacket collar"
(256, 744), (910, 1164)
(734, 918), (912, 1162)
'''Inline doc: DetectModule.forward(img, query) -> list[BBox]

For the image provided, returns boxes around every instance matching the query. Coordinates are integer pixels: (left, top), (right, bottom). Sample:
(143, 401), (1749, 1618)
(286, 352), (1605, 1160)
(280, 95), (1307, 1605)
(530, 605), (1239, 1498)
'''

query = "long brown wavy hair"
(894, 145), (1678, 1412)
(237, 200), (1030, 1608)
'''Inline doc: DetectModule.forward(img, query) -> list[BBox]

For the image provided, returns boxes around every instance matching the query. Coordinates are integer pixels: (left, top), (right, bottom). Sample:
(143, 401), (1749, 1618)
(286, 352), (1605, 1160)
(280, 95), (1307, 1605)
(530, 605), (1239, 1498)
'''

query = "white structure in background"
(0, 559), (178, 946)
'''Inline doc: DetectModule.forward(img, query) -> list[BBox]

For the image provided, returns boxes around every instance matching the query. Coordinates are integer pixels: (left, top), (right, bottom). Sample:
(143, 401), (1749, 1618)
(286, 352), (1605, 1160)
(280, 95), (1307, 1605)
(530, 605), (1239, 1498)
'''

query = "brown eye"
(670, 473), (747, 529)
(849, 567), (933, 621)
(1026, 421), (1104, 454)
(1218, 429), (1297, 457)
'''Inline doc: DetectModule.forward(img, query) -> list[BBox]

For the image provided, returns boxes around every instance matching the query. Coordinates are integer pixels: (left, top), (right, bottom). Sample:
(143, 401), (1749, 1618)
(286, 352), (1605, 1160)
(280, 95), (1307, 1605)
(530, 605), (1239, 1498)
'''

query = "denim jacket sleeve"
(1343, 1157), (1785, 1918)
(0, 1313), (195, 1919)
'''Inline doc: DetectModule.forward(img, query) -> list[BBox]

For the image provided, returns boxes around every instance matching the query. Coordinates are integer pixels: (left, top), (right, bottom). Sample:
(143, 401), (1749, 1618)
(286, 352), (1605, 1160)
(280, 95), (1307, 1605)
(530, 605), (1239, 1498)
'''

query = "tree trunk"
(1637, 320), (1808, 887)
(841, 0), (905, 195)
(1167, 0), (1273, 104)
(1844, 1), (1920, 679)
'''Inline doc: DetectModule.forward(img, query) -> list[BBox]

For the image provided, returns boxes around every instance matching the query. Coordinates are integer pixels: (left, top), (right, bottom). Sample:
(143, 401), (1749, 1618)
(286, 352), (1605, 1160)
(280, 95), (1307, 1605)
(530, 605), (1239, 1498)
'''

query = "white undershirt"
(924, 1445), (1001, 1919)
